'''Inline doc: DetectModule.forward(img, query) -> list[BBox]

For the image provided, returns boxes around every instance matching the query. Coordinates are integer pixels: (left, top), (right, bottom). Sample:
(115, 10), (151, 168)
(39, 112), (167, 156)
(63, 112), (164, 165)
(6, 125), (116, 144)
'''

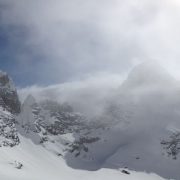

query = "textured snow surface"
(0, 135), (165, 180)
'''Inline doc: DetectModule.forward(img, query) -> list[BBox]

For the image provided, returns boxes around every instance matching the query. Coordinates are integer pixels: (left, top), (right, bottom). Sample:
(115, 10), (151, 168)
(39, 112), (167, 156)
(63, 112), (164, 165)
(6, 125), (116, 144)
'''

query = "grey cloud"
(1, 0), (180, 84)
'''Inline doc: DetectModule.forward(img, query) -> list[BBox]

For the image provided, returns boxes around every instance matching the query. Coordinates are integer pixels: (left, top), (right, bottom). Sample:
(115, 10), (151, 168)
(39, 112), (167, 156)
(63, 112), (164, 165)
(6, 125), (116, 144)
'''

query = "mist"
(18, 61), (180, 122)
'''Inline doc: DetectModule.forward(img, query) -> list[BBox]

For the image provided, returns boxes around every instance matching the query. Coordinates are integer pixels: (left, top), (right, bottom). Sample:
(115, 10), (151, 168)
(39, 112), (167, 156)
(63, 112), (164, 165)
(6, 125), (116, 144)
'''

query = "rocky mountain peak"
(0, 71), (21, 114)
(23, 94), (36, 107)
(0, 71), (15, 90)
(0, 71), (20, 147)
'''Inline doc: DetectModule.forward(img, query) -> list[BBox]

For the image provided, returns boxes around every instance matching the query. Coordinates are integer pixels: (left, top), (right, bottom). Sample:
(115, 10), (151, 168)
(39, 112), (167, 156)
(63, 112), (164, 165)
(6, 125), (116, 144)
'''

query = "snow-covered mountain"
(69, 62), (180, 179)
(0, 65), (179, 180)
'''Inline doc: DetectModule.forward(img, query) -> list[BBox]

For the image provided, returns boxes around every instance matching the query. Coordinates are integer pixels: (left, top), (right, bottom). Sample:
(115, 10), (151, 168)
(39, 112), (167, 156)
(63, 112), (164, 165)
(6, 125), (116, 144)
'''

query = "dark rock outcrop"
(0, 71), (21, 114)
(0, 71), (20, 147)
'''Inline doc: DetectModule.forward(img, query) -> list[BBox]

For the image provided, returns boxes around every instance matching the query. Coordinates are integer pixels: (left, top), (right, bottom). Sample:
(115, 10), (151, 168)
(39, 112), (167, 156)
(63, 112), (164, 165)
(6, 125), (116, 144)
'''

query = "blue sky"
(0, 23), (76, 86)
(1, 0), (180, 87)
(0, 23), (46, 86)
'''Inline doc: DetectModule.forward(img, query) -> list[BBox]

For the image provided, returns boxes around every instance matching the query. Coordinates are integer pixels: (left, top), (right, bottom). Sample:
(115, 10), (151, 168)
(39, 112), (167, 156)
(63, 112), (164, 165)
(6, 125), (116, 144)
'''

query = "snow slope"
(0, 135), (165, 180)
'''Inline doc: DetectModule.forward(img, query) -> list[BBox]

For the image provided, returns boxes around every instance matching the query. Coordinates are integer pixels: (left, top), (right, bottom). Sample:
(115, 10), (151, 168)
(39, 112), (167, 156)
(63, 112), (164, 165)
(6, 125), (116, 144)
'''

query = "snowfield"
(0, 135), (165, 180)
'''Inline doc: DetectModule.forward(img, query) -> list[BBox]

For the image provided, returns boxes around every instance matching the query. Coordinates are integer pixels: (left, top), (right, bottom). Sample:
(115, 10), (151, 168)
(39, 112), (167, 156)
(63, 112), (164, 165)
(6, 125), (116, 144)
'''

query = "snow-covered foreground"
(0, 135), (165, 180)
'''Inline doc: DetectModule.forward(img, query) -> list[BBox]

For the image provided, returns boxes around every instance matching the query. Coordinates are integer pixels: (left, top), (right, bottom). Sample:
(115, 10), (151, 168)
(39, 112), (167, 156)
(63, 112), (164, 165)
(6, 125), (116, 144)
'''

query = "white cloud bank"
(18, 72), (125, 117)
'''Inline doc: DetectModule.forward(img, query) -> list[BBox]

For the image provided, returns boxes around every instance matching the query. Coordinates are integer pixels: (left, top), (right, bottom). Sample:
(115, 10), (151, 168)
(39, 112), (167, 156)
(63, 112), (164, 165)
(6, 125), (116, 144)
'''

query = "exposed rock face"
(0, 71), (20, 147)
(0, 71), (21, 114)
(0, 107), (19, 147)
(161, 132), (180, 160)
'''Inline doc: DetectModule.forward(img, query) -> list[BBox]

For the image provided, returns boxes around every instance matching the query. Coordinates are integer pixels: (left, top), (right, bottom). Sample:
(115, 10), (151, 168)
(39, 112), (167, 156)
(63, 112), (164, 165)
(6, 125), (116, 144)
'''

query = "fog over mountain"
(0, 62), (178, 180)
(0, 60), (180, 180)
(1, 0), (180, 180)
(18, 62), (180, 119)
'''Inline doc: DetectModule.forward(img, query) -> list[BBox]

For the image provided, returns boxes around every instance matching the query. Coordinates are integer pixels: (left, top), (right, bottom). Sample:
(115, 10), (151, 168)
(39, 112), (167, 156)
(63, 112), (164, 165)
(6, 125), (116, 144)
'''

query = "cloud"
(18, 72), (125, 117)
(2, 0), (180, 85)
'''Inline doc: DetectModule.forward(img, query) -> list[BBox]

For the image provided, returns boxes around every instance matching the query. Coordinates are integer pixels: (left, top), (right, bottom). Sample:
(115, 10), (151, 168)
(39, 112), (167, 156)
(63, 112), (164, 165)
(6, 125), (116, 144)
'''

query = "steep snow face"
(0, 71), (21, 114)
